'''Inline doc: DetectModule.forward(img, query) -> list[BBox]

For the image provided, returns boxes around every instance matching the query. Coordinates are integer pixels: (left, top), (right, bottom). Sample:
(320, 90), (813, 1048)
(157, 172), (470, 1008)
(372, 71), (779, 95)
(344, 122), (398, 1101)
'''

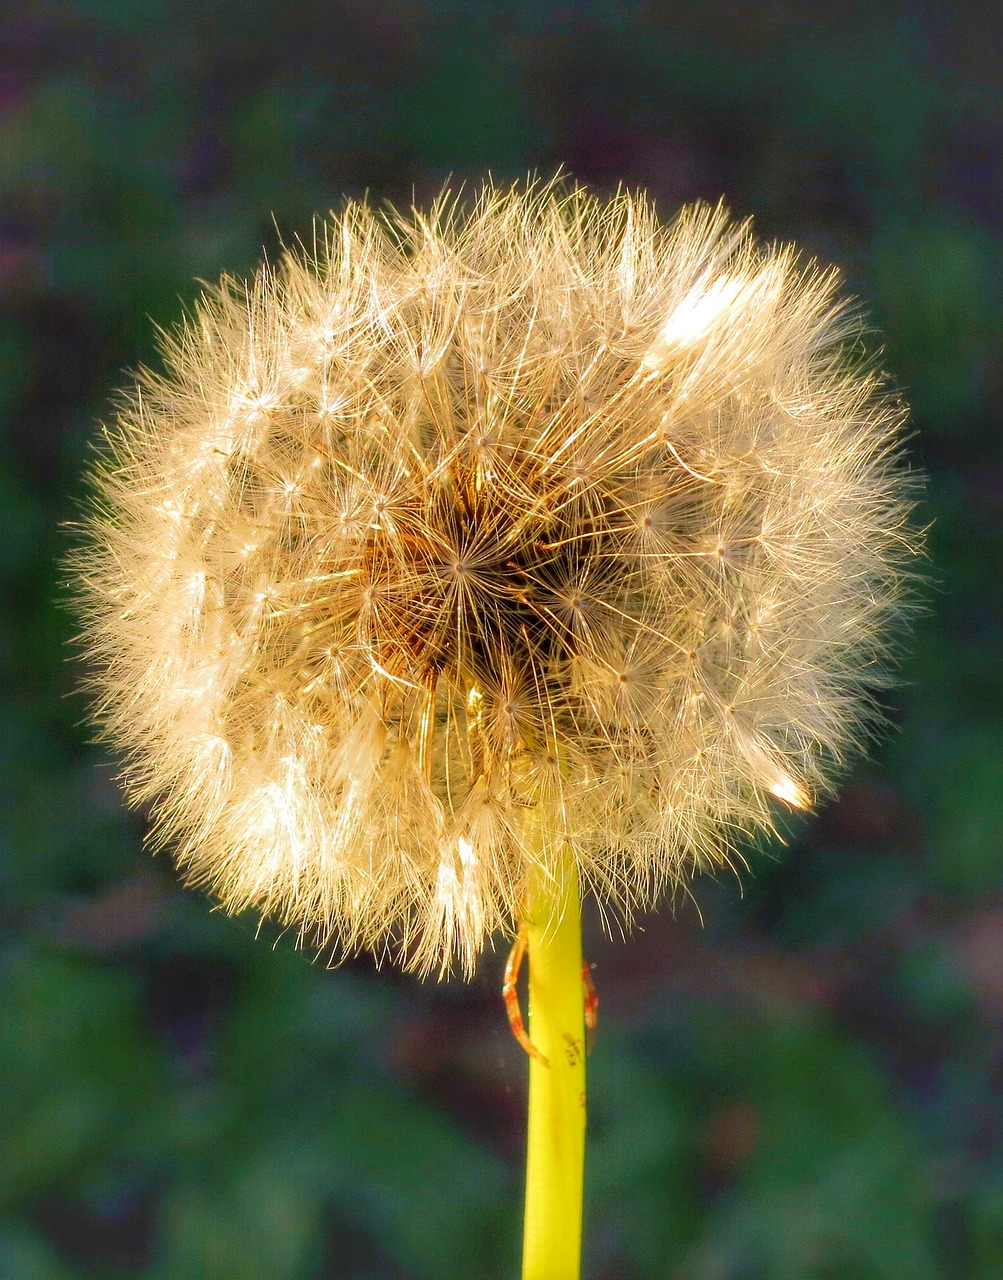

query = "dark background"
(2, 2), (1001, 1277)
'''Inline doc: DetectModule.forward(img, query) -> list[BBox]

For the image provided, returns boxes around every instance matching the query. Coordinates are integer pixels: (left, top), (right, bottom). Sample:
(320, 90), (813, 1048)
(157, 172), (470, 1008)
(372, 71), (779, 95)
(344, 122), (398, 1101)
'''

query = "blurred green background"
(2, 2), (1001, 1277)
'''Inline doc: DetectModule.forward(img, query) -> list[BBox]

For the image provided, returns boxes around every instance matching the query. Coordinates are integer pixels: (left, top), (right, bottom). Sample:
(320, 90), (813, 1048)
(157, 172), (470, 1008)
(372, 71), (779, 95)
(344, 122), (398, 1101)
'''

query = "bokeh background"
(2, 2), (1001, 1277)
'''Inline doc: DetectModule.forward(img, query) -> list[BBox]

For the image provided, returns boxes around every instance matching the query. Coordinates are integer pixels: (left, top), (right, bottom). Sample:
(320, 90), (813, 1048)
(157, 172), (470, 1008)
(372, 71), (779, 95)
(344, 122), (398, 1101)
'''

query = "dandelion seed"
(71, 178), (919, 979)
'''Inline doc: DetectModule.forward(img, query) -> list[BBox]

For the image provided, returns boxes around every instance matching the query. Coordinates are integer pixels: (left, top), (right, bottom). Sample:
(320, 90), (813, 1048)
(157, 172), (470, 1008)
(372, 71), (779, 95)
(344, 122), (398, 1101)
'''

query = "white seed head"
(72, 178), (919, 976)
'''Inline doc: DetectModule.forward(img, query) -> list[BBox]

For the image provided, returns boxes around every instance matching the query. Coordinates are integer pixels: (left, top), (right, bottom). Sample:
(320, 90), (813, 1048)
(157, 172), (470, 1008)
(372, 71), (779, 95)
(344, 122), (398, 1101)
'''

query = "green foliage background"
(1, 3), (1000, 1276)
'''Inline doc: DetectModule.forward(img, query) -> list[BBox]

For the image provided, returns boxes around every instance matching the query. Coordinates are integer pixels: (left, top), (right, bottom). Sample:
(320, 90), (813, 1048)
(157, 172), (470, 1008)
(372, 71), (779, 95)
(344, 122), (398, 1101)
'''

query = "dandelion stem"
(521, 851), (586, 1280)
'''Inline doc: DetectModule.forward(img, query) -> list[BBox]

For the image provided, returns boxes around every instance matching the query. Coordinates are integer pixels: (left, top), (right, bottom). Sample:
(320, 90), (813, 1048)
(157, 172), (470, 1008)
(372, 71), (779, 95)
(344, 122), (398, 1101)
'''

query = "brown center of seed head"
(355, 443), (654, 778)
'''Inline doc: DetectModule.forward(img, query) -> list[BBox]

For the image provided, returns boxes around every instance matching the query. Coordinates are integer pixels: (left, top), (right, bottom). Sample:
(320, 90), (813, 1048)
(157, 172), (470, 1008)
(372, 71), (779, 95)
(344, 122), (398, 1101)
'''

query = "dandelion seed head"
(72, 178), (919, 976)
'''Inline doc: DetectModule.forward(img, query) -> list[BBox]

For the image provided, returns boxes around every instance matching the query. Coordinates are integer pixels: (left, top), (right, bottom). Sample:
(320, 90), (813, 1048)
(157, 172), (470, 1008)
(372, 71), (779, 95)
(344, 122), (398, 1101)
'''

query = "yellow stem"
(521, 853), (586, 1280)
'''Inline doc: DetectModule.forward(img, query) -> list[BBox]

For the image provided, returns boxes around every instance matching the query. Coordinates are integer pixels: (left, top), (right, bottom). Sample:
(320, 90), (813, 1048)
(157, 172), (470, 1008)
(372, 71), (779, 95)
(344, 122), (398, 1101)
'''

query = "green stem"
(521, 855), (586, 1280)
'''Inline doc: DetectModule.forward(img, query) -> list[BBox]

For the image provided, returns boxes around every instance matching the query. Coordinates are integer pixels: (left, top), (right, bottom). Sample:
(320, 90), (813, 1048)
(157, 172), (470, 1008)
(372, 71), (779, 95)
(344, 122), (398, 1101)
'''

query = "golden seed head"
(72, 177), (919, 976)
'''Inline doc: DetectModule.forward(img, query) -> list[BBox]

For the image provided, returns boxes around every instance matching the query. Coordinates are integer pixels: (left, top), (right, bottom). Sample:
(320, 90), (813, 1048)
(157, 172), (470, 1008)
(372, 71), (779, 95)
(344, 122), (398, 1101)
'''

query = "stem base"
(521, 859), (586, 1280)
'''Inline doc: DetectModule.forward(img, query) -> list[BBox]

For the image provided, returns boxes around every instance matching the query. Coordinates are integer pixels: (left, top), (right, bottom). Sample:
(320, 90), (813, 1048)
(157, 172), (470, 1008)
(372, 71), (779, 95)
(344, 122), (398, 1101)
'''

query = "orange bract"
(502, 926), (599, 1066)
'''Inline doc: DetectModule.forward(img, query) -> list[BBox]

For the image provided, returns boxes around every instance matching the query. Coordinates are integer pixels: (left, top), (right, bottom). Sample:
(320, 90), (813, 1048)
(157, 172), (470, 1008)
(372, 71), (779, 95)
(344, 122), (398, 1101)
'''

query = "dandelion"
(71, 177), (918, 1280)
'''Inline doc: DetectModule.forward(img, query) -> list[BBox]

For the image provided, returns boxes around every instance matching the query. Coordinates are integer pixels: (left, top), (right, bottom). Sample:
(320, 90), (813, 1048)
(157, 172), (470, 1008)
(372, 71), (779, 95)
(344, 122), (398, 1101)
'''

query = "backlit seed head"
(71, 178), (919, 976)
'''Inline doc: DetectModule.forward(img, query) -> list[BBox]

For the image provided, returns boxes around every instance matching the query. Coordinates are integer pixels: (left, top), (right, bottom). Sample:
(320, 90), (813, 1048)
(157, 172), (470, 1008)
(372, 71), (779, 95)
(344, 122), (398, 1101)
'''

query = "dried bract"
(73, 180), (918, 975)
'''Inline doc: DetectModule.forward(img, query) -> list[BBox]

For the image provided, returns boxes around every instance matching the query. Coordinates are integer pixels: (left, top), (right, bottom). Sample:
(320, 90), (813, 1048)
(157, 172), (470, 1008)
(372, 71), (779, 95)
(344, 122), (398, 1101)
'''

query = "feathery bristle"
(71, 178), (919, 976)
